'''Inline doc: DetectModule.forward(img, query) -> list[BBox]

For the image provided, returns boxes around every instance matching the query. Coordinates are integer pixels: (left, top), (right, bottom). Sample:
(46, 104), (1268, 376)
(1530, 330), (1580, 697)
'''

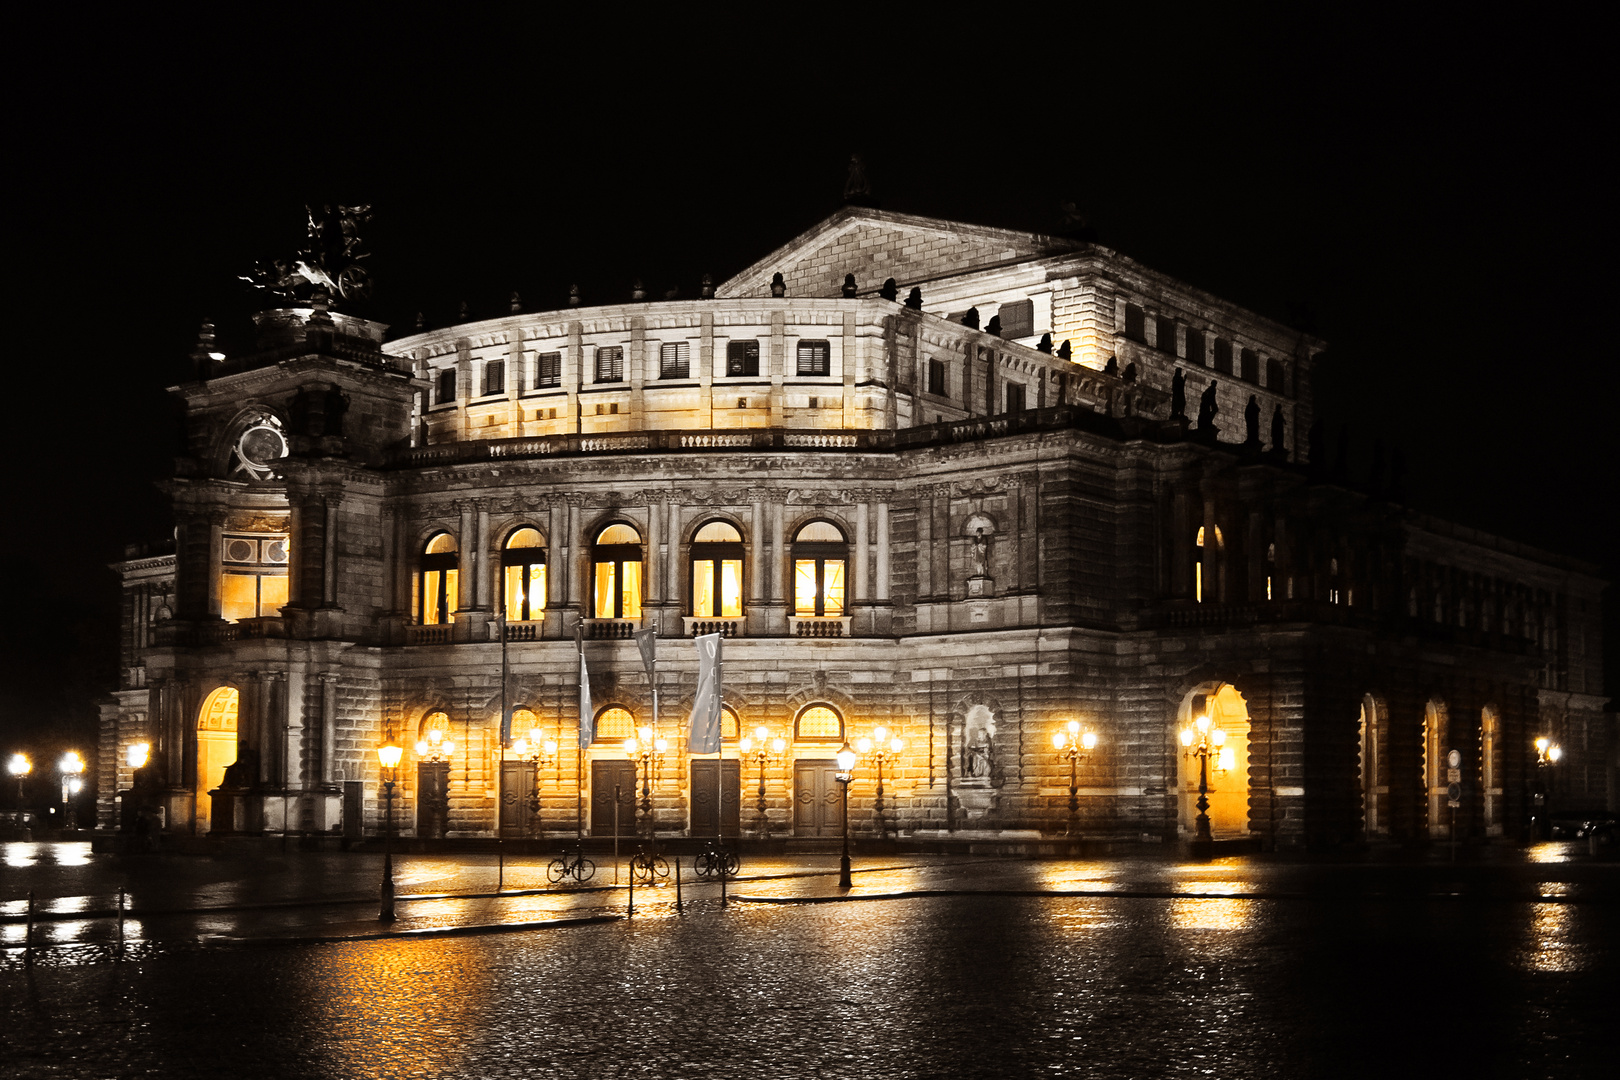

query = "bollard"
(117, 889), (125, 947)
(675, 858), (683, 913)
(628, 860), (635, 917)
(721, 866), (728, 909)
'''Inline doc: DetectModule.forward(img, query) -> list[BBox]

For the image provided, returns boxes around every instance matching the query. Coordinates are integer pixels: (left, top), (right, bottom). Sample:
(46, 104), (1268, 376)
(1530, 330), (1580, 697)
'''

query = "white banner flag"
(578, 648), (594, 750)
(689, 633), (722, 754)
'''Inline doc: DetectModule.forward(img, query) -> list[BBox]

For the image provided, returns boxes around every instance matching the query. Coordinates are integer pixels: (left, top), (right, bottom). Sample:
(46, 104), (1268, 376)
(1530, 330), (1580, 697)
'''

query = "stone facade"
(98, 207), (1611, 848)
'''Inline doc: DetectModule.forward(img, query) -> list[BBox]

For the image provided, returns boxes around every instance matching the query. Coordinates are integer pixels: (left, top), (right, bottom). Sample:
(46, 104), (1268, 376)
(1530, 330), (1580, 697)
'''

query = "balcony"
(788, 616), (851, 638)
(682, 617), (743, 638)
(499, 620), (543, 642)
(583, 618), (639, 640)
(407, 624), (452, 645)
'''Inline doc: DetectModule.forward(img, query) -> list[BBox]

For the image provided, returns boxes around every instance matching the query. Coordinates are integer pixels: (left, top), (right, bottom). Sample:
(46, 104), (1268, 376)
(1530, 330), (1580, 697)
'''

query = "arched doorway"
(416, 711), (453, 838)
(1177, 683), (1251, 839)
(1360, 695), (1388, 838)
(1424, 699), (1448, 838)
(196, 687), (239, 832)
(1481, 706), (1502, 836)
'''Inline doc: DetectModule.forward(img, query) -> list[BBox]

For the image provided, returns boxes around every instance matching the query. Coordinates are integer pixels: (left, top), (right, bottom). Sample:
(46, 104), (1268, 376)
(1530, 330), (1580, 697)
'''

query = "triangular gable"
(716, 207), (1079, 299)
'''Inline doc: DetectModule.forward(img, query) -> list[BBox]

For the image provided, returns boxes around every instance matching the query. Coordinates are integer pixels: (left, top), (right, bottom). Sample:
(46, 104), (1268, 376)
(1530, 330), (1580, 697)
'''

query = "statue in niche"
(971, 528), (989, 578)
(1197, 381), (1219, 432)
(1270, 404), (1287, 457)
(1171, 368), (1186, 419)
(961, 705), (998, 784)
(1244, 395), (1261, 445)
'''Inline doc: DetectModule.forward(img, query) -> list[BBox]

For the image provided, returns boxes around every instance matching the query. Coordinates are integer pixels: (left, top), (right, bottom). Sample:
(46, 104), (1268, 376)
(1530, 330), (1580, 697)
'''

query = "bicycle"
(628, 845), (669, 885)
(692, 839), (740, 880)
(547, 847), (596, 884)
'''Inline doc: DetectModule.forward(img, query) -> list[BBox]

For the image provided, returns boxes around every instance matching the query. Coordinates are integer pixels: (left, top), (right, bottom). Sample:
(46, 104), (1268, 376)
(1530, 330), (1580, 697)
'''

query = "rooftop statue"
(240, 204), (374, 304)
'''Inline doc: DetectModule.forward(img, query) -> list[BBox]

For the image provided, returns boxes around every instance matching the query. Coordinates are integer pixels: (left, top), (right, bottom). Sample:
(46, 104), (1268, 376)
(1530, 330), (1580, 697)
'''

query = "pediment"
(717, 208), (1079, 300)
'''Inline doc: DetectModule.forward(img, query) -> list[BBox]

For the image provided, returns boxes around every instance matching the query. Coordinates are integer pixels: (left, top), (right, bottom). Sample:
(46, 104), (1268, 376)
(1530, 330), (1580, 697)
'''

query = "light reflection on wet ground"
(2, 843), (1617, 1078)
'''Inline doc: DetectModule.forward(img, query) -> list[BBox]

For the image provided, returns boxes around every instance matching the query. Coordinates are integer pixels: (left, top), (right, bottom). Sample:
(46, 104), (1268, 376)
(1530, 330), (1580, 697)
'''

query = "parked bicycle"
(629, 844), (669, 885)
(547, 847), (596, 884)
(692, 839), (739, 879)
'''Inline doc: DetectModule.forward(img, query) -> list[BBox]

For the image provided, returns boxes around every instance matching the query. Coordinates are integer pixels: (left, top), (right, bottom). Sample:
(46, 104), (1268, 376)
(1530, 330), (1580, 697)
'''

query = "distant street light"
(1179, 714), (1228, 845)
(7, 753), (29, 827)
(376, 738), (403, 922)
(512, 725), (558, 837)
(854, 727), (905, 837)
(835, 741), (857, 888)
(59, 752), (85, 830)
(1533, 736), (1562, 839)
(739, 725), (786, 838)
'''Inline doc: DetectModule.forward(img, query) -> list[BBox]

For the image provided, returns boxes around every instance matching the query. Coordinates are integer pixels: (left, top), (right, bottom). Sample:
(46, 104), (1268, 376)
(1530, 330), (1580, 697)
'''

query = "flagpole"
(497, 608), (508, 891)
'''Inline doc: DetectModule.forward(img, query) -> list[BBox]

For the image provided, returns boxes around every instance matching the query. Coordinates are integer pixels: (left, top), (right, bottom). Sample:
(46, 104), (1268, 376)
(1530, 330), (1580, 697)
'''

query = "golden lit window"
(793, 521), (846, 617)
(502, 527), (547, 621)
(419, 532), (460, 625)
(421, 711), (450, 737)
(796, 704), (843, 741)
(692, 520), (744, 618)
(220, 533), (289, 622)
(593, 524), (642, 619)
(721, 707), (739, 741)
(595, 706), (635, 741)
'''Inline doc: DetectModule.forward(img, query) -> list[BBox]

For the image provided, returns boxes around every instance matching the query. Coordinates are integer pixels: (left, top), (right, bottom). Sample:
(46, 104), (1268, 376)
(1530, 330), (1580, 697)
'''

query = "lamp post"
(1179, 713), (1229, 845)
(836, 740), (857, 888)
(738, 726), (786, 838)
(377, 738), (402, 922)
(512, 725), (557, 839)
(59, 752), (85, 831)
(854, 727), (905, 837)
(1052, 721), (1099, 834)
(8, 753), (30, 827)
(1533, 736), (1562, 840)
(623, 727), (668, 843)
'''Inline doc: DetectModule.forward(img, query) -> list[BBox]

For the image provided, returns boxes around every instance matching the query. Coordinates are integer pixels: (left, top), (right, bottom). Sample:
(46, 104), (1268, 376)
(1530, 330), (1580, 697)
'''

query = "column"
(474, 503), (490, 610)
(770, 309), (785, 427)
(749, 498), (764, 603)
(875, 501), (890, 602)
(206, 512), (225, 618)
(323, 495), (340, 607)
(457, 502), (475, 612)
(319, 673), (338, 785)
(645, 498), (660, 603)
(854, 502), (870, 602)
(665, 501), (680, 605)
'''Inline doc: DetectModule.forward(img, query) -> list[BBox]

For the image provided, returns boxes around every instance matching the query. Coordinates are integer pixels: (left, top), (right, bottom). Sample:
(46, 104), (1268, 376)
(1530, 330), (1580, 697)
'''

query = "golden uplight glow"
(126, 742), (150, 769)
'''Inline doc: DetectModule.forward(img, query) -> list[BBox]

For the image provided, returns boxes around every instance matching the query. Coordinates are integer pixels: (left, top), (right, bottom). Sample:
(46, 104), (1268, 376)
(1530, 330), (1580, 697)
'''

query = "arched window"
(1194, 526), (1221, 603)
(594, 706), (635, 742)
(419, 533), (459, 625)
(795, 704), (844, 742)
(592, 524), (643, 619)
(691, 521), (744, 618)
(502, 527), (547, 621)
(793, 521), (847, 617)
(721, 706), (739, 741)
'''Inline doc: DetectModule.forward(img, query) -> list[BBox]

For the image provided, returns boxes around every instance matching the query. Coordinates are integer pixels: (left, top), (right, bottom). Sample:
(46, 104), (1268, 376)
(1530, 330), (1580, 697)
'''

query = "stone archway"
(195, 687), (239, 832)
(1176, 683), (1252, 839)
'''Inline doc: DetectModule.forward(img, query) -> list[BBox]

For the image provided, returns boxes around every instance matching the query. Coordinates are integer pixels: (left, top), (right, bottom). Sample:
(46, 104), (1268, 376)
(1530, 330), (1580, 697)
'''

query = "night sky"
(4, 11), (1613, 768)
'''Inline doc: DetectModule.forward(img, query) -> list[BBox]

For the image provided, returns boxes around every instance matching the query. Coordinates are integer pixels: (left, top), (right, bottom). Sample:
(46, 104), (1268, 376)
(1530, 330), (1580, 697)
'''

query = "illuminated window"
(594, 706), (635, 742)
(660, 342), (690, 379)
(721, 707), (739, 741)
(792, 521), (846, 617)
(795, 704), (843, 741)
(418, 532), (460, 625)
(592, 523), (642, 619)
(220, 533), (289, 622)
(436, 368), (456, 405)
(796, 341), (830, 376)
(727, 340), (759, 377)
(502, 527), (547, 621)
(691, 521), (744, 618)
(595, 346), (624, 383)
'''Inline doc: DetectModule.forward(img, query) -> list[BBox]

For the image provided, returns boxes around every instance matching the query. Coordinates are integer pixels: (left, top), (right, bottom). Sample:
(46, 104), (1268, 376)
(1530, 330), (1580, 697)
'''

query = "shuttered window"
(796, 340), (830, 376)
(660, 341), (690, 379)
(998, 299), (1034, 338)
(483, 359), (506, 396)
(535, 351), (561, 388)
(595, 346), (624, 383)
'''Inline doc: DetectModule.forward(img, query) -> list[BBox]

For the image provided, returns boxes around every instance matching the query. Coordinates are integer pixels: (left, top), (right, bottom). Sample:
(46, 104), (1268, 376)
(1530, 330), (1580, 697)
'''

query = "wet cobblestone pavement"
(4, 842), (1617, 1078)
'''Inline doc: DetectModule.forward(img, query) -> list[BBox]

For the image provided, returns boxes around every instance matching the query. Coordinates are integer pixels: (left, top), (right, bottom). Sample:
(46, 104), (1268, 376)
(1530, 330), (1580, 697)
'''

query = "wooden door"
(591, 759), (638, 836)
(417, 761), (449, 838)
(500, 761), (535, 836)
(794, 760), (844, 837)
(343, 780), (363, 840)
(690, 759), (741, 837)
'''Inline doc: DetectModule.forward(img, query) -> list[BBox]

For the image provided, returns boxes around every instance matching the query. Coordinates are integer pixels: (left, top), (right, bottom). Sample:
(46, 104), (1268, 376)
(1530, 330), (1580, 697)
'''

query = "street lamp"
(7, 753), (29, 827)
(1052, 721), (1099, 833)
(512, 725), (558, 838)
(59, 752), (85, 831)
(623, 726), (668, 840)
(1533, 736), (1562, 839)
(126, 743), (150, 770)
(835, 740), (857, 888)
(1179, 714), (1229, 844)
(376, 737), (403, 922)
(854, 726), (904, 837)
(738, 725), (786, 838)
